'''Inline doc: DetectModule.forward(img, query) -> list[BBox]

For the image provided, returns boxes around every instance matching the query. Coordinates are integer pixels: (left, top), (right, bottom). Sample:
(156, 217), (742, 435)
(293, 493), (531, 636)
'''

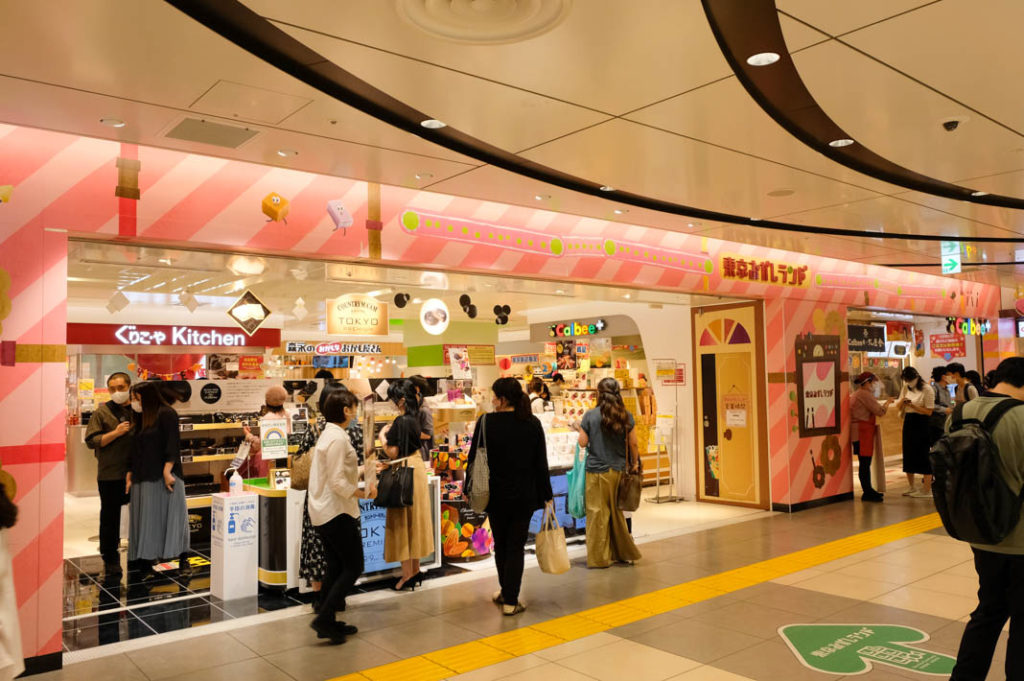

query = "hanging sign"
(227, 290), (272, 336)
(67, 323), (280, 348)
(847, 325), (886, 353)
(940, 241), (962, 274)
(326, 294), (389, 336)
(945, 316), (991, 336)
(929, 333), (966, 360)
(723, 393), (749, 428)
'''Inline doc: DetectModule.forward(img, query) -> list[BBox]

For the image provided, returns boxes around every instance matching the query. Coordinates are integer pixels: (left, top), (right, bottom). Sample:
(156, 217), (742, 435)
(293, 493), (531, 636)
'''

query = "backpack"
(929, 398), (1024, 544)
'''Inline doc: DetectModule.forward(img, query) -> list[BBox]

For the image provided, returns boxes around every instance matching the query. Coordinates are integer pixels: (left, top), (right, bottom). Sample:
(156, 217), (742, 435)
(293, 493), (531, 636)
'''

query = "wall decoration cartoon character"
(326, 199), (353, 234)
(261, 192), (290, 223)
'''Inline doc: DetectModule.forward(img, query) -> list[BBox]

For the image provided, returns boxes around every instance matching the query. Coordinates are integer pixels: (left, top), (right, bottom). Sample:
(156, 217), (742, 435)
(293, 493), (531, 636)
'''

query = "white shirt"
(308, 423), (360, 525)
(0, 530), (22, 680)
(529, 393), (545, 415)
(898, 383), (935, 409)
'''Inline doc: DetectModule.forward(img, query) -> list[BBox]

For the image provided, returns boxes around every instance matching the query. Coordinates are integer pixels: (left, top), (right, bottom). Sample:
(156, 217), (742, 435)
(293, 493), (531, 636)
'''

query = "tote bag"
(616, 456), (643, 512)
(535, 502), (570, 575)
(466, 415), (490, 512)
(566, 445), (587, 519)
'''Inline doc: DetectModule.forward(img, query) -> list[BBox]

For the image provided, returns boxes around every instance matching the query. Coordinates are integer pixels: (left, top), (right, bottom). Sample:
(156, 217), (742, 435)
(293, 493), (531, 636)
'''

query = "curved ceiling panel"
(162, 0), (1024, 244)
(701, 0), (1024, 211)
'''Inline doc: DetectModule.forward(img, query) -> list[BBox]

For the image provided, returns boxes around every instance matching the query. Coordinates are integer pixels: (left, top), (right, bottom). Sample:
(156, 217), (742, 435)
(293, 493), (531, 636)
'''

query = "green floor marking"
(779, 624), (956, 676)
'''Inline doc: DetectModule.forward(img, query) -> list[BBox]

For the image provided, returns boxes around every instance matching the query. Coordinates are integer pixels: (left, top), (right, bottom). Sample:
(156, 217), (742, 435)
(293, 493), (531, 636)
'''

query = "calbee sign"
(946, 316), (991, 336)
(549, 318), (607, 338)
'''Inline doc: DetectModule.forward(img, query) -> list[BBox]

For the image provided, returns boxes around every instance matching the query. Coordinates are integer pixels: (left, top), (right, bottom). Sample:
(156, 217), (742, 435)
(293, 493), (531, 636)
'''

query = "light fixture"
(100, 118), (126, 128)
(555, 289), (565, 295)
(623, 293), (632, 300)
(276, 148), (298, 157)
(687, 223), (694, 228)
(227, 255), (266, 276)
(750, 217), (762, 221)
(414, 172), (433, 180)
(106, 290), (129, 314)
(828, 138), (855, 148)
(746, 52), (780, 66)
(613, 209), (627, 215)
(971, 191), (989, 197)
(420, 119), (446, 129)
(599, 185), (614, 192)
(178, 291), (199, 313)
(412, 297), (423, 304)
(534, 194), (550, 201)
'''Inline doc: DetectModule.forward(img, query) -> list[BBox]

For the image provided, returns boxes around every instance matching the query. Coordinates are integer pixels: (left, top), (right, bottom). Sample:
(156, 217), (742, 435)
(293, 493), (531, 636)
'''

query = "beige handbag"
(535, 501), (570, 575)
(290, 452), (312, 491)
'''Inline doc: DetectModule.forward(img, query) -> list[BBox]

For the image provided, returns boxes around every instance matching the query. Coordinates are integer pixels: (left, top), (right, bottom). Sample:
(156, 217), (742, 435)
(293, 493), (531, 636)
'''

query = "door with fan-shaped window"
(692, 303), (769, 508)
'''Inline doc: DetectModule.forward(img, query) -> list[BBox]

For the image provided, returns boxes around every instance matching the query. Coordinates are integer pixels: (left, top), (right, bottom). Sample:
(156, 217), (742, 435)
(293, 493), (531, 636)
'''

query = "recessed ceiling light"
(828, 138), (855, 148)
(746, 52), (780, 66)
(599, 185), (614, 192)
(613, 209), (628, 215)
(420, 119), (446, 129)
(555, 289), (565, 295)
(100, 118), (126, 128)
(534, 194), (550, 201)
(623, 293), (632, 300)
(687, 223), (694, 228)
(750, 217), (762, 221)
(971, 191), (989, 197)
(415, 172), (433, 180)
(276, 149), (298, 157)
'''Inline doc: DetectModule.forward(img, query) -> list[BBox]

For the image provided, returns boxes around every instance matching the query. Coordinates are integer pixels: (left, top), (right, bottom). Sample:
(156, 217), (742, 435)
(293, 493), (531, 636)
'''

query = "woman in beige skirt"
(381, 380), (433, 590)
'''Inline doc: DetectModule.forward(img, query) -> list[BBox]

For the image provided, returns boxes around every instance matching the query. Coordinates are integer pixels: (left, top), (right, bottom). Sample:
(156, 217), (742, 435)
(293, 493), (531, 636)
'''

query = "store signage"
(721, 255), (809, 287)
(941, 240), (962, 275)
(780, 623), (955, 676)
(946, 316), (990, 336)
(326, 294), (389, 336)
(66, 323), (281, 348)
(285, 341), (384, 355)
(929, 333), (966, 360)
(238, 355), (263, 372)
(260, 417), (289, 460)
(227, 290), (272, 336)
(549, 319), (606, 338)
(443, 344), (495, 366)
(847, 325), (886, 353)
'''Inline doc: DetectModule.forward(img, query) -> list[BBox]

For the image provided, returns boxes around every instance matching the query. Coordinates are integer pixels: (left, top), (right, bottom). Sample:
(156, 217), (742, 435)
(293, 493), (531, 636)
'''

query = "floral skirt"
(299, 494), (327, 585)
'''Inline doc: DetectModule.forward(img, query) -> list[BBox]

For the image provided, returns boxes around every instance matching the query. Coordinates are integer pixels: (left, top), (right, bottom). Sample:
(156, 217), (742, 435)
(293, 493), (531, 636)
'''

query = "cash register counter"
(243, 476), (442, 589)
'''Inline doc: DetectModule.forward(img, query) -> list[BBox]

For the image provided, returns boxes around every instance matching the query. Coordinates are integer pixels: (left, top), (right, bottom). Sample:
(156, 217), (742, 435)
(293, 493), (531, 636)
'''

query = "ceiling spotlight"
(228, 255), (265, 276)
(106, 290), (129, 314)
(534, 194), (550, 201)
(623, 293), (632, 300)
(971, 191), (989, 197)
(420, 119), (446, 129)
(100, 118), (126, 128)
(599, 185), (615, 192)
(687, 223), (694, 228)
(415, 172), (433, 180)
(276, 149), (298, 157)
(613, 209), (627, 215)
(746, 52), (780, 66)
(179, 291), (200, 313)
(828, 138), (855, 148)
(555, 289), (565, 295)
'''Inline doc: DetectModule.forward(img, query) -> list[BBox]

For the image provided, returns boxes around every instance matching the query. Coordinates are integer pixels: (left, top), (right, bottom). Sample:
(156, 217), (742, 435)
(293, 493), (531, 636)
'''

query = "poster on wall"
(847, 325), (885, 353)
(555, 339), (577, 370)
(914, 329), (925, 357)
(795, 334), (842, 438)
(723, 394), (749, 428)
(929, 333), (966, 360)
(447, 346), (472, 380)
(590, 337), (612, 368)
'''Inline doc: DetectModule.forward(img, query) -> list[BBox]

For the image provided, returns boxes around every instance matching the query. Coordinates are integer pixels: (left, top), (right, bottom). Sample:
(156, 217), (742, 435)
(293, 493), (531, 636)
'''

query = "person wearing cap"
(850, 372), (894, 502)
(240, 385), (291, 479)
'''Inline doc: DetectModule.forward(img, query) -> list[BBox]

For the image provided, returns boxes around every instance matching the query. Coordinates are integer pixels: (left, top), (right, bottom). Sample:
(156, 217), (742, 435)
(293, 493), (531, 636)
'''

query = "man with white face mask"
(85, 372), (135, 576)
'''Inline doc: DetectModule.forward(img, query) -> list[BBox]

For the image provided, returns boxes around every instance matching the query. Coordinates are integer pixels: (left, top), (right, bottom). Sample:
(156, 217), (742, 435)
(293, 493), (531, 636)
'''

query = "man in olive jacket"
(84, 372), (135, 576)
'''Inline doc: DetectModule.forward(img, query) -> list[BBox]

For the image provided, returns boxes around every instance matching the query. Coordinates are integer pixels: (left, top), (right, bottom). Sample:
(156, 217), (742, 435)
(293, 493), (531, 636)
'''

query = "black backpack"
(929, 398), (1024, 544)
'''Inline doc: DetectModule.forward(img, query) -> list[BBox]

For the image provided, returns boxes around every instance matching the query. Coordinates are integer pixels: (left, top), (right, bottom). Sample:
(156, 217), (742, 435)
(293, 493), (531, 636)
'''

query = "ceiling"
(67, 240), (724, 336)
(4, 1), (1024, 286)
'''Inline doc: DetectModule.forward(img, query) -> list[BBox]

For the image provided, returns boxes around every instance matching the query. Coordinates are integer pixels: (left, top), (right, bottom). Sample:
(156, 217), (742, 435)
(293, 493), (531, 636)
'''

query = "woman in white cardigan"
(0, 482), (22, 681)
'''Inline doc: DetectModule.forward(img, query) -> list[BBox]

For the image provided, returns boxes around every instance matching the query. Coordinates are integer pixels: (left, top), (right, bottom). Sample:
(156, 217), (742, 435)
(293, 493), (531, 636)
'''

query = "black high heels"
(392, 573), (424, 591)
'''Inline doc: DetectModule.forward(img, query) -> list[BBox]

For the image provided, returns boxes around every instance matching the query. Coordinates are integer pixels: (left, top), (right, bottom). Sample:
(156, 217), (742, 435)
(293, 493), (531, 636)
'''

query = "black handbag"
(374, 460), (414, 509)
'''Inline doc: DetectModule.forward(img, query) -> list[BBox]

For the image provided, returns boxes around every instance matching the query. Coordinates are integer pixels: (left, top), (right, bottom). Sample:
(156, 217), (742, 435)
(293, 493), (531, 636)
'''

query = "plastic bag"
(567, 444), (586, 519)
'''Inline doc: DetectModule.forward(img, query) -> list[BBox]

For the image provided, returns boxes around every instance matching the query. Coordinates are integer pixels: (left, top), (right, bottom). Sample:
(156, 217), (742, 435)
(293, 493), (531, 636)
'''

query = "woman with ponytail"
(380, 380), (433, 590)
(577, 378), (642, 568)
(468, 378), (552, 615)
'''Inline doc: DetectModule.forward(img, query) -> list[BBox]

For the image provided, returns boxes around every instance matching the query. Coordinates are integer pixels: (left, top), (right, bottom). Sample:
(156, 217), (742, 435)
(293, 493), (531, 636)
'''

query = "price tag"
(180, 423), (194, 432)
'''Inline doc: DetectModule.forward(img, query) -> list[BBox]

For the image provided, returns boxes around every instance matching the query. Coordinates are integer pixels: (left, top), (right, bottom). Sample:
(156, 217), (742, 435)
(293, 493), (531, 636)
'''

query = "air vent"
(164, 118), (259, 149)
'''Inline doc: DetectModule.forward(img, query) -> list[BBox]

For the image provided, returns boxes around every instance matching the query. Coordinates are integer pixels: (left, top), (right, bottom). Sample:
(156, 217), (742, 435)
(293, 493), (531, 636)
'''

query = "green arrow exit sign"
(780, 624), (956, 675)
(940, 241), (962, 274)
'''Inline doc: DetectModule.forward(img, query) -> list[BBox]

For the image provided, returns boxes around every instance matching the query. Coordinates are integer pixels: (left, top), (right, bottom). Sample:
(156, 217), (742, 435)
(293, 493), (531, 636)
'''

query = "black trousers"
(951, 548), (1024, 680)
(97, 479), (128, 564)
(314, 513), (364, 624)
(488, 506), (533, 605)
(852, 442), (877, 496)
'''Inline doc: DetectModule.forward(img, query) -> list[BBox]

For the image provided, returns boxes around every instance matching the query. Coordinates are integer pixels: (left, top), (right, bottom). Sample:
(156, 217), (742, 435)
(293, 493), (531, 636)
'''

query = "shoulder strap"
(982, 398), (1024, 432)
(950, 402), (969, 430)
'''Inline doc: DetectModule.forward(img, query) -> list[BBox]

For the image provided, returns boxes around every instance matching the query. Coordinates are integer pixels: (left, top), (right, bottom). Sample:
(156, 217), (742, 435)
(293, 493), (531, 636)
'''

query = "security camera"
(942, 119), (960, 132)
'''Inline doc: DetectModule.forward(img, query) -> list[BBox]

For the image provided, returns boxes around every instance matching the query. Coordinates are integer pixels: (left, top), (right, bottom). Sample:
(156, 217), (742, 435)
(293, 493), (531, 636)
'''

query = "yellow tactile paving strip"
(332, 512), (943, 681)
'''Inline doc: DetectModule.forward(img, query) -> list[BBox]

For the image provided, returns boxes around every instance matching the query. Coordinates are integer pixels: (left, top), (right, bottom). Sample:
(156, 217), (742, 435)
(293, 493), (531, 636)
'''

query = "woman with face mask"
(898, 367), (936, 498)
(126, 382), (191, 581)
(850, 372), (894, 502)
(84, 372), (135, 577)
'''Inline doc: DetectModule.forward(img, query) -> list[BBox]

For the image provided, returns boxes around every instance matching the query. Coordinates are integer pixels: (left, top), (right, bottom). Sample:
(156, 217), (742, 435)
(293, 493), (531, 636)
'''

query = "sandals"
(502, 601), (527, 616)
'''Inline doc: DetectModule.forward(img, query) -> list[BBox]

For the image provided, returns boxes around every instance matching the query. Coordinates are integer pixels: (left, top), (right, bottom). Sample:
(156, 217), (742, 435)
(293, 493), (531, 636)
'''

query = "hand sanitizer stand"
(211, 492), (259, 601)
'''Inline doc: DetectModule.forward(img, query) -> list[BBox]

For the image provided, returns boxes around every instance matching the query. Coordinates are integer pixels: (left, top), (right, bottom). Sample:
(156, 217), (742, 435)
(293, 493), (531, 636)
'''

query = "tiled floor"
(40, 484), (1010, 681)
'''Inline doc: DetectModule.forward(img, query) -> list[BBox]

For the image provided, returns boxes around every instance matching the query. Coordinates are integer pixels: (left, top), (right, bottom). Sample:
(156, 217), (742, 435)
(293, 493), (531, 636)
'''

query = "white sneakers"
(909, 490), (933, 498)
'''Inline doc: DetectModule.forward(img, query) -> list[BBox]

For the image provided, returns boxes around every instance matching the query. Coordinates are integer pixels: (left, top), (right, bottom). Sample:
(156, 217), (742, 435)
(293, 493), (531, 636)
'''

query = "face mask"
(111, 390), (130, 405)
(131, 401), (143, 413)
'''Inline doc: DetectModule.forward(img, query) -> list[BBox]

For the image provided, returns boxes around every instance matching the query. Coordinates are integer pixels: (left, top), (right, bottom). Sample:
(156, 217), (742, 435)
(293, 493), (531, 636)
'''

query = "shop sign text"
(946, 316), (990, 336)
(549, 319), (607, 338)
(326, 294), (389, 336)
(119, 324), (245, 347)
(929, 333), (966, 360)
(721, 256), (809, 287)
(285, 341), (384, 355)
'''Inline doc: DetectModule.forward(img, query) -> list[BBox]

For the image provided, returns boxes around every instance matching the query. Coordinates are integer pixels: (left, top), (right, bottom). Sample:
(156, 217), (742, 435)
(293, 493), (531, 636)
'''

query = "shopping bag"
(290, 451), (312, 491)
(373, 460), (414, 508)
(535, 502), (570, 575)
(466, 415), (490, 512)
(566, 445), (587, 519)
(617, 457), (643, 512)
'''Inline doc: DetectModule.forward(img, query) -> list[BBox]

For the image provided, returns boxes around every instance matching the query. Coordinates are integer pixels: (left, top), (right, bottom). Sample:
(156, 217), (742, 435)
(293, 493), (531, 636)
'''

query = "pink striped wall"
(0, 124), (1006, 664)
